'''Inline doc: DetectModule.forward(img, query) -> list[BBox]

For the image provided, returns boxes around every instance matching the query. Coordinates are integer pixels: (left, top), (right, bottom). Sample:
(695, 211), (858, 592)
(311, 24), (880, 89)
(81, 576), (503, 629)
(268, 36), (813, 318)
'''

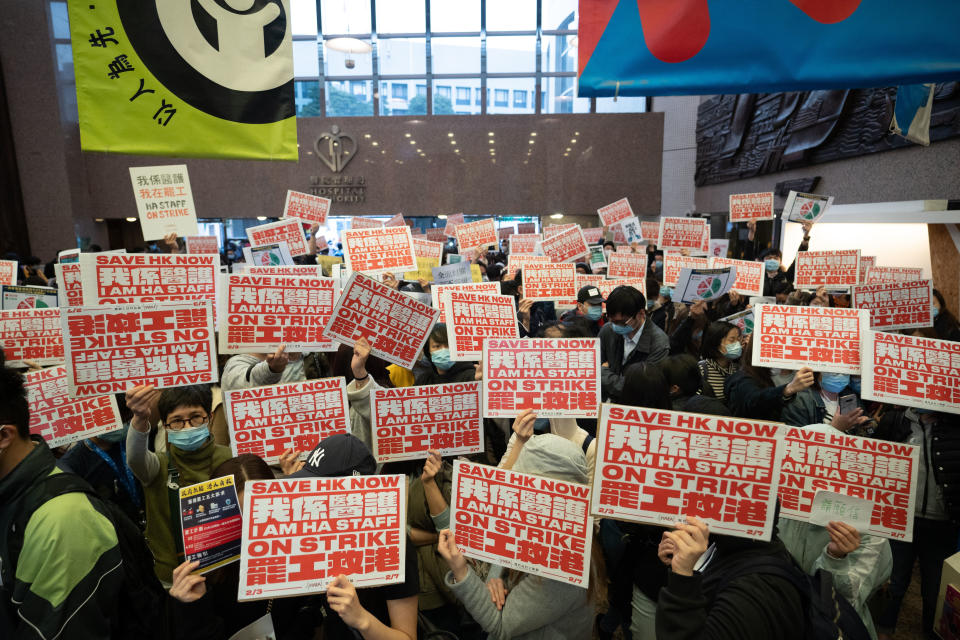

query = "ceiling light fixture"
(550, 213), (564, 219)
(256, 216), (267, 221)
(124, 217), (136, 222)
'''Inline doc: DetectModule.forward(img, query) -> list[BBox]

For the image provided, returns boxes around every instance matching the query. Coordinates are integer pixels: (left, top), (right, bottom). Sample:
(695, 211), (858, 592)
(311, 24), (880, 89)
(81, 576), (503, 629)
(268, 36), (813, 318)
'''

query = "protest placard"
(79, 253), (219, 307)
(592, 404), (784, 540)
(853, 279), (933, 331)
(587, 245), (607, 270)
(446, 253), (464, 265)
(2, 285), (58, 310)
(372, 382), (483, 463)
(606, 253), (649, 279)
(129, 165), (198, 241)
(426, 228), (447, 243)
(385, 213), (405, 228)
(246, 265), (326, 278)
(185, 236), (220, 254)
(244, 242), (294, 267)
(483, 338), (600, 418)
(659, 217), (709, 253)
(282, 190), (331, 226)
(612, 217), (643, 245)
(180, 476), (243, 573)
(583, 227), (606, 245)
(778, 425), (918, 541)
(709, 239), (729, 258)
(541, 225), (590, 264)
(443, 290), (518, 360)
(431, 281), (501, 319)
(432, 261), (473, 285)
(861, 330), (960, 415)
(443, 213), (465, 237)
(451, 459), (593, 587)
(543, 224), (577, 240)
(219, 274), (338, 353)
(597, 277), (647, 304)
(858, 256), (876, 284)
(508, 234), (540, 255)
(522, 263), (577, 301)
(729, 192), (774, 222)
(350, 217), (384, 230)
(865, 266), (925, 284)
(753, 304), (867, 375)
(517, 222), (536, 234)
(641, 222), (660, 246)
(342, 226), (417, 275)
(404, 257), (440, 282)
(455, 218), (498, 252)
(325, 272), (439, 370)
(709, 257), (764, 296)
(58, 249), (81, 264)
(54, 262), (83, 307)
(0, 308), (64, 366)
(597, 197), (634, 227)
(413, 238), (444, 263)
(247, 220), (310, 257)
(615, 245), (634, 253)
(555, 273), (605, 308)
(61, 300), (218, 397)
(224, 378), (349, 464)
(498, 227), (514, 242)
(662, 255), (709, 288)
(808, 492), (873, 532)
(675, 267), (737, 303)
(720, 308), (755, 335)
(794, 249), (860, 289)
(784, 191), (834, 223)
(505, 254), (552, 279)
(237, 475), (406, 601)
(24, 365), (122, 447)
(0, 259), (18, 285)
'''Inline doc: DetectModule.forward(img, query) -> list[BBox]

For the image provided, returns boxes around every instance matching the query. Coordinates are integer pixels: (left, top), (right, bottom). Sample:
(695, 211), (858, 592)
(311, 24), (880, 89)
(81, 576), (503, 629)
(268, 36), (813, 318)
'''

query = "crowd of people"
(2, 217), (959, 640)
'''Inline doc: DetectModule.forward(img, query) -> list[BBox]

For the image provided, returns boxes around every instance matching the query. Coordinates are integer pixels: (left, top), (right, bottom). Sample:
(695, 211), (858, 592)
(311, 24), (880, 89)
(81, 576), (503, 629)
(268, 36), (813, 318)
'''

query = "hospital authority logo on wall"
(67, 0), (298, 160)
(309, 125), (366, 203)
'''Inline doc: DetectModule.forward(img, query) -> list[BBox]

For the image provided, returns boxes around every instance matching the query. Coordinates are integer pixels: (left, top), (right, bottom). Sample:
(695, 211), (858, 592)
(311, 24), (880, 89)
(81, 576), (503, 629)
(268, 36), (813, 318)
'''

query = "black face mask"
(533, 418), (550, 434)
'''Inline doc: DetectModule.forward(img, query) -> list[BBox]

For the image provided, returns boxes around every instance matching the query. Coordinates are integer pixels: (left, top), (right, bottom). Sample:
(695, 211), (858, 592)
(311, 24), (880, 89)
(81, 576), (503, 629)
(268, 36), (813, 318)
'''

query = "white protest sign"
(442, 290), (518, 360)
(129, 164), (198, 241)
(283, 190), (331, 226)
(784, 191), (833, 223)
(674, 267), (737, 303)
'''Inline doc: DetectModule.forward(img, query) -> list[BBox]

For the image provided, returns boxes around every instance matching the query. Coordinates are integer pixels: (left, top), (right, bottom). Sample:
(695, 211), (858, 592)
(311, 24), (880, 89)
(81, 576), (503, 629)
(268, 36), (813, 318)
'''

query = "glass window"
(542, 75), (590, 113)
(49, 2), (70, 40)
(376, 0), (425, 33)
(392, 83), (408, 100)
(542, 0), (578, 30)
(596, 96), (648, 113)
(431, 37), (481, 74)
(431, 0), (480, 32)
(488, 77), (535, 114)
(381, 81), (420, 116)
(326, 80), (373, 116)
(295, 80), (321, 117)
(378, 38), (426, 75)
(323, 40), (373, 76)
(434, 79), (479, 114)
(486, 36), (537, 73)
(291, 0), (318, 35)
(474, 87), (482, 105)
(320, 0), (371, 34)
(486, 0), (536, 31)
(350, 80), (367, 96)
(293, 40), (320, 78)
(541, 33), (577, 73)
(417, 84), (427, 97)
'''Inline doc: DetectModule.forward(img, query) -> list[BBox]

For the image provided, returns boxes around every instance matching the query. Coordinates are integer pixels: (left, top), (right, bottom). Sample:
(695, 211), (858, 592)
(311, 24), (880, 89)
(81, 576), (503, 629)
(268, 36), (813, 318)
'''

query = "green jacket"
(0, 437), (123, 639)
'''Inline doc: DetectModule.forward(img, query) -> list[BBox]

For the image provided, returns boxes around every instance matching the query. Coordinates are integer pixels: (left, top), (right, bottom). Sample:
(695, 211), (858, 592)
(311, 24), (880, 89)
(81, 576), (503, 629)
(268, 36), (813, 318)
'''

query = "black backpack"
(715, 554), (871, 640)
(5, 472), (169, 640)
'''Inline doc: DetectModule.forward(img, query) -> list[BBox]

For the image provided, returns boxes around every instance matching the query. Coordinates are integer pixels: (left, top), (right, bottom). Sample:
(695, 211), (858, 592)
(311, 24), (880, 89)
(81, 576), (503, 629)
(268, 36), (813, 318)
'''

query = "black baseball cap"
(290, 433), (377, 478)
(577, 285), (604, 304)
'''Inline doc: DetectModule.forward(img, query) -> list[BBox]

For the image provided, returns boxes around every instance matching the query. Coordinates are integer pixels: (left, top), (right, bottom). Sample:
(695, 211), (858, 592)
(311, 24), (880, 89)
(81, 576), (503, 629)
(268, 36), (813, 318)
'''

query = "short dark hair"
(605, 286), (646, 319)
(659, 354), (702, 396)
(772, 281), (794, 296)
(759, 248), (782, 260)
(701, 321), (739, 360)
(621, 362), (672, 410)
(157, 385), (212, 423)
(212, 454), (274, 494)
(603, 241), (615, 250)
(429, 323), (449, 347)
(0, 360), (30, 439)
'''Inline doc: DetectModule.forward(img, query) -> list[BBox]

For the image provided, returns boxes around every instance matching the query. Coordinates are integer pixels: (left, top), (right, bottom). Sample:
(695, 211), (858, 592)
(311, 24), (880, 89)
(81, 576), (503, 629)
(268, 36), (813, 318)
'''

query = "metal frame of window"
(299, 0), (647, 116)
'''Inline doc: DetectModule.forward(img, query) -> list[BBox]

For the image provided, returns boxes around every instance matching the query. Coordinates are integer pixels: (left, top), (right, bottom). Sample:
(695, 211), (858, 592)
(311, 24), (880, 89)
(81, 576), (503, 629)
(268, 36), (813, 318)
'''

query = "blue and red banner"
(578, 0), (960, 97)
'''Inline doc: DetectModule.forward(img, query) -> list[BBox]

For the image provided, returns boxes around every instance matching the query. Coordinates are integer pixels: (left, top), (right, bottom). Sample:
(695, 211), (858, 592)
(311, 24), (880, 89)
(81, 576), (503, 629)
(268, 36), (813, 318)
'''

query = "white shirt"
(622, 323), (644, 364)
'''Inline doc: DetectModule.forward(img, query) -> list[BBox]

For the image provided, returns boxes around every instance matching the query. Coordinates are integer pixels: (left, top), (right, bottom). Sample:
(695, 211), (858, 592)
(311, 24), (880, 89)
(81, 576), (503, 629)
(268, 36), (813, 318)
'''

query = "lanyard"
(86, 439), (143, 510)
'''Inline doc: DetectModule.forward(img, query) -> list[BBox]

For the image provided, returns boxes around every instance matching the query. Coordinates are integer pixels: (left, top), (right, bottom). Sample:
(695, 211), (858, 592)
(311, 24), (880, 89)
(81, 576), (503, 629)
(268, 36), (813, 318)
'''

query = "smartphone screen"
(839, 394), (858, 415)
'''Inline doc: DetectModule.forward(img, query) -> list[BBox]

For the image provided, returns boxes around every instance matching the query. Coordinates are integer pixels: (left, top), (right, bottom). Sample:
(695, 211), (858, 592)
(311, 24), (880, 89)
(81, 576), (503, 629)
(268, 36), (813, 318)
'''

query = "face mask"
(654, 260), (663, 269)
(850, 376), (861, 394)
(646, 300), (656, 310)
(431, 348), (454, 371)
(820, 373), (850, 394)
(604, 249), (612, 257)
(168, 424), (210, 452)
(585, 305), (603, 321)
(533, 418), (550, 434)
(660, 286), (673, 298)
(933, 306), (940, 318)
(764, 259), (780, 272)
(724, 341), (742, 360)
(612, 322), (635, 336)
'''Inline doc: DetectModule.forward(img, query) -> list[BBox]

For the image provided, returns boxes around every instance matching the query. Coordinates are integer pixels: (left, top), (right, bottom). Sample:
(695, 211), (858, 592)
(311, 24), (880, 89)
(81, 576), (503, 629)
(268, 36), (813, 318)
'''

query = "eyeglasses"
(165, 414), (208, 431)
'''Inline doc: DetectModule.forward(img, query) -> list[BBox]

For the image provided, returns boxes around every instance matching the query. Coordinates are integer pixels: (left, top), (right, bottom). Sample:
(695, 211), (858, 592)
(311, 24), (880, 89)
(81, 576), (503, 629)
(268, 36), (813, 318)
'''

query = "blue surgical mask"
(764, 259), (780, 272)
(724, 342), (742, 360)
(933, 306), (940, 318)
(431, 348), (454, 371)
(168, 424), (210, 452)
(654, 260), (663, 269)
(585, 305), (603, 321)
(820, 373), (850, 394)
(660, 286), (673, 298)
(612, 322), (635, 335)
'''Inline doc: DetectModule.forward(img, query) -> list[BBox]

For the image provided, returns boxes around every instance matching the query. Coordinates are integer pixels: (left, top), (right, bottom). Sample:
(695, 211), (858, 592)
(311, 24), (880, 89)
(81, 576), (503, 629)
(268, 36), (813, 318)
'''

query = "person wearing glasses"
(125, 384), (233, 586)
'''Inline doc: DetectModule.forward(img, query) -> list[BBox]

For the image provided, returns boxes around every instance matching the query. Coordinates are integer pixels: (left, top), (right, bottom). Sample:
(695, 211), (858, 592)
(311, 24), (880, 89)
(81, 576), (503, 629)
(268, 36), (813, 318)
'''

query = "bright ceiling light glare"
(256, 216), (267, 221)
(451, 140), (457, 144)
(488, 132), (495, 136)
(550, 213), (564, 219)
(575, 131), (580, 135)
(417, 149), (422, 153)
(570, 139), (577, 143)
(566, 147), (571, 152)
(454, 149), (460, 153)
(447, 132), (454, 137)
(94, 218), (105, 222)
(381, 150), (386, 154)
(125, 217), (136, 222)
(488, 139), (494, 144)
(371, 141), (379, 146)
(530, 132), (537, 136)
(438, 215), (448, 219)
(409, 140), (416, 144)
(404, 133), (411, 138)
(528, 140), (535, 144)
(363, 133), (371, 139)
